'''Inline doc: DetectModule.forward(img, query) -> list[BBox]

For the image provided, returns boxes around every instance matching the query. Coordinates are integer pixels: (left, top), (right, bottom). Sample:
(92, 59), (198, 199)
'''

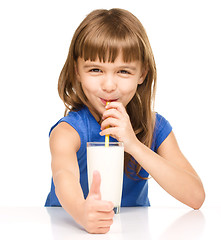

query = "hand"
(100, 102), (138, 153)
(80, 171), (114, 234)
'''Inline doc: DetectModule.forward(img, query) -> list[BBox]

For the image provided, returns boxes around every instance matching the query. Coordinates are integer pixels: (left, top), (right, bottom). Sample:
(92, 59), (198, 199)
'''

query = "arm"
(50, 122), (114, 234)
(130, 131), (205, 209)
(100, 102), (205, 209)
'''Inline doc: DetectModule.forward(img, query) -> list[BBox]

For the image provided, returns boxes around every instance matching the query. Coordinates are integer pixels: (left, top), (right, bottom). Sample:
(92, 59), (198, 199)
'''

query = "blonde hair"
(58, 8), (157, 179)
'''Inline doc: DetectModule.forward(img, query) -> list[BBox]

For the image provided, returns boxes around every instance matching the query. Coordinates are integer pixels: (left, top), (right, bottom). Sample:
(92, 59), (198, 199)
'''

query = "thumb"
(88, 170), (101, 200)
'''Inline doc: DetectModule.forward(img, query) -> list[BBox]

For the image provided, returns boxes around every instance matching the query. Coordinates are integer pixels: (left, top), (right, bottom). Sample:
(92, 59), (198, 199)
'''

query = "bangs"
(80, 34), (142, 63)
(73, 14), (144, 63)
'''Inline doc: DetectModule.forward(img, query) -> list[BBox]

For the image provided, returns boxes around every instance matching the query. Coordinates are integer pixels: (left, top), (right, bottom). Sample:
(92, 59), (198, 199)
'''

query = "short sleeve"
(49, 113), (85, 140)
(48, 110), (88, 156)
(152, 113), (172, 152)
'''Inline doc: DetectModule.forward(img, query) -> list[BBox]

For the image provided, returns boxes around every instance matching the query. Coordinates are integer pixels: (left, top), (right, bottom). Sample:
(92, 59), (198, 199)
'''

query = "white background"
(0, 0), (220, 208)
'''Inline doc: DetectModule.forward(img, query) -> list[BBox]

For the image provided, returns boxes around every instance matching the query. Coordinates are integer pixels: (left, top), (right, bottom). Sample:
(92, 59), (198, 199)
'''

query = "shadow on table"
(46, 206), (151, 239)
(158, 210), (205, 240)
(46, 206), (205, 239)
(46, 207), (87, 238)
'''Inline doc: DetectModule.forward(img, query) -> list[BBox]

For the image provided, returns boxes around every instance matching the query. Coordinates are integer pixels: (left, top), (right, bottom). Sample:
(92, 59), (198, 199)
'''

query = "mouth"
(100, 98), (119, 105)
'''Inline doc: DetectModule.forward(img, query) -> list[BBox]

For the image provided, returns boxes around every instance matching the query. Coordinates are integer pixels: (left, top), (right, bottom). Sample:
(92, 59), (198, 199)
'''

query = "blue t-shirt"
(45, 106), (172, 207)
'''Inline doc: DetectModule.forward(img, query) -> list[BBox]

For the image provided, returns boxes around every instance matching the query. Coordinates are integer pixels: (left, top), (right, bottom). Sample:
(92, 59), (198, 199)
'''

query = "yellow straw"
(105, 102), (110, 147)
(105, 134), (109, 147)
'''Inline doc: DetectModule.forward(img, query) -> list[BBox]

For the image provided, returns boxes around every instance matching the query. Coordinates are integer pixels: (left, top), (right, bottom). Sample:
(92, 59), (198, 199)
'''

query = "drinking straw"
(105, 132), (109, 147)
(105, 102), (110, 147)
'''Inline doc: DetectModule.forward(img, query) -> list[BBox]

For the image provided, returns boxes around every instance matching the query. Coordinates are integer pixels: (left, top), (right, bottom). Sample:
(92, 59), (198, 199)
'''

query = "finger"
(99, 127), (119, 139)
(101, 117), (119, 130)
(98, 210), (115, 220)
(102, 108), (122, 120)
(95, 200), (114, 212)
(87, 226), (111, 234)
(98, 219), (114, 228)
(105, 101), (127, 114)
(96, 226), (111, 234)
(88, 171), (101, 200)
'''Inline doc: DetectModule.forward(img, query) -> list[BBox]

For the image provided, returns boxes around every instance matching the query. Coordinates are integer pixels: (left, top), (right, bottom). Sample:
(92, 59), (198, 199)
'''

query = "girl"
(45, 8), (205, 234)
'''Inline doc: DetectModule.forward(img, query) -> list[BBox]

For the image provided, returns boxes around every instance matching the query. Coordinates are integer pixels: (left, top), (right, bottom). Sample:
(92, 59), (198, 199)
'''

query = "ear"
(138, 67), (149, 85)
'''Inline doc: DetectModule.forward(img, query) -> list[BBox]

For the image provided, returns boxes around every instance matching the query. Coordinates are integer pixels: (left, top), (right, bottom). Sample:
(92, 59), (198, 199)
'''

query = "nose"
(101, 74), (117, 93)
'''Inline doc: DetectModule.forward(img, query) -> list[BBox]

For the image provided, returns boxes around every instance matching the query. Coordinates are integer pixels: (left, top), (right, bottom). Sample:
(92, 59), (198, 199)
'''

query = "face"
(76, 53), (146, 119)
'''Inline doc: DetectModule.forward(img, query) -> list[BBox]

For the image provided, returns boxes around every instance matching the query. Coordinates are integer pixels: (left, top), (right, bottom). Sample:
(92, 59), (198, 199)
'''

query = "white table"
(0, 206), (219, 239)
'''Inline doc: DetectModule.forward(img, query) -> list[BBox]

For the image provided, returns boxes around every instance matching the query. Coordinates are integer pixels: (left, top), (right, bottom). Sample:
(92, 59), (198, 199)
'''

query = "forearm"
(53, 170), (85, 224)
(52, 169), (115, 234)
(129, 140), (205, 209)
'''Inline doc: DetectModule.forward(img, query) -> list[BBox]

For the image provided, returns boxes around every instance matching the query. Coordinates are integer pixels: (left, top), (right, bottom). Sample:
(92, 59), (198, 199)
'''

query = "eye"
(90, 68), (102, 73)
(119, 70), (130, 74)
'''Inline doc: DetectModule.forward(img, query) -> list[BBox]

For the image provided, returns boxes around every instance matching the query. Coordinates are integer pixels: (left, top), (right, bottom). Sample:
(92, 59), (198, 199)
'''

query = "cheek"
(119, 81), (138, 95)
(119, 81), (138, 106)
(81, 79), (98, 94)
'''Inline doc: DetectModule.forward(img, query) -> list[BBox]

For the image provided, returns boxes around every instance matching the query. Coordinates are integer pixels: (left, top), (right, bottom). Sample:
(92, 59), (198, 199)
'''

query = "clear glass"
(87, 142), (124, 214)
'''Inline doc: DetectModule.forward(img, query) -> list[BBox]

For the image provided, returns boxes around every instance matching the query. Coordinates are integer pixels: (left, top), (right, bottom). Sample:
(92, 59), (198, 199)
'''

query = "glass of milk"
(87, 142), (124, 214)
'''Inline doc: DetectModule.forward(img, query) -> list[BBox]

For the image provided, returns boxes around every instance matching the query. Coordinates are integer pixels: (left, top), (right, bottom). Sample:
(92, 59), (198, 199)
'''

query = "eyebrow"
(118, 65), (137, 71)
(83, 63), (137, 71)
(83, 64), (102, 69)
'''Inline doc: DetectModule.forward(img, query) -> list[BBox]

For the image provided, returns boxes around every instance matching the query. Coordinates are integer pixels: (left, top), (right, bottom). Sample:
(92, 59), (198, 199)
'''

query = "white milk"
(87, 142), (124, 210)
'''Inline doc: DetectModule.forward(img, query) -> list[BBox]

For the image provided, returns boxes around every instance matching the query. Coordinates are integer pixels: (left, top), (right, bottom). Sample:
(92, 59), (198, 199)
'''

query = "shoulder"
(50, 122), (81, 154)
(152, 112), (173, 151)
(59, 107), (90, 131)
(49, 106), (90, 142)
(155, 112), (171, 130)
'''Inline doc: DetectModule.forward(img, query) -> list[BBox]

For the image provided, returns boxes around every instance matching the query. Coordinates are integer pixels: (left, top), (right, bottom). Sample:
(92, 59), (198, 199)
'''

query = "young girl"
(45, 8), (205, 234)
